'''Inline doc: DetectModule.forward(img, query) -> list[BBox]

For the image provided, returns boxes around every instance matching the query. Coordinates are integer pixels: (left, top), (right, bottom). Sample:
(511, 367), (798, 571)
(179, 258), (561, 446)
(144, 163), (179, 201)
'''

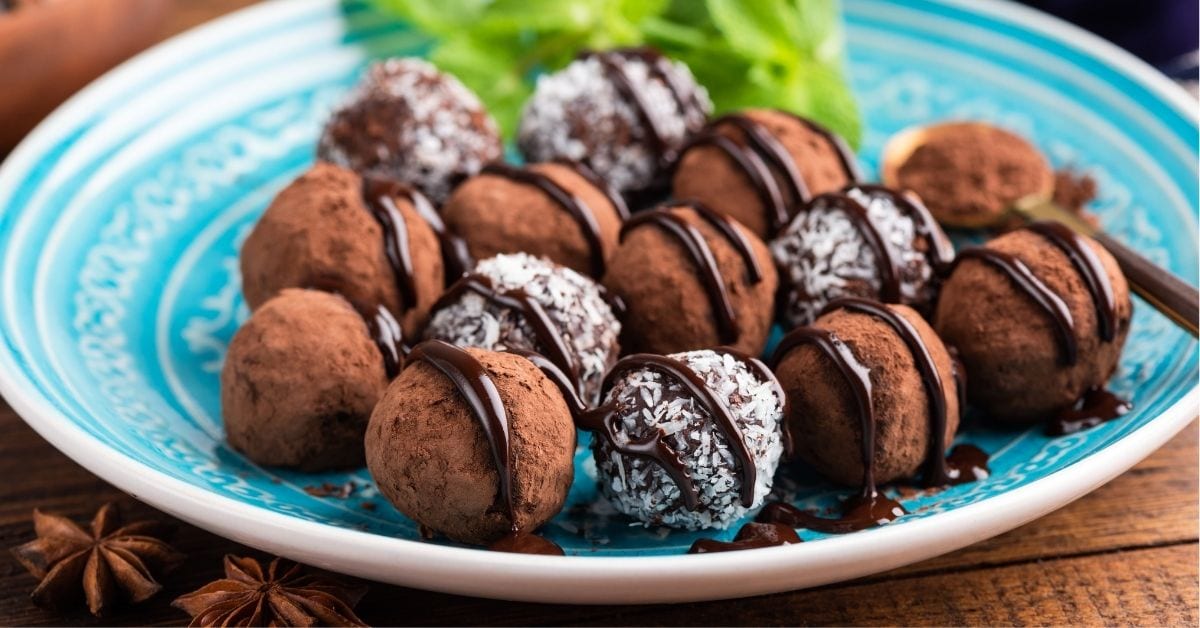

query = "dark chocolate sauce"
(1026, 221), (1118, 342)
(407, 340), (515, 521)
(434, 274), (580, 394)
(756, 494), (905, 534)
(1047, 387), (1131, 435)
(580, 353), (758, 511)
(579, 48), (706, 166)
(481, 163), (609, 278)
(488, 531), (565, 556)
(621, 202), (763, 344)
(365, 302), (405, 378)
(943, 444), (990, 484)
(778, 111), (863, 182)
(361, 177), (423, 308)
(950, 247), (1077, 365)
(851, 184), (956, 271)
(558, 159), (632, 220)
(689, 522), (802, 554)
(771, 327), (878, 496)
(682, 129), (788, 231)
(385, 178), (473, 282)
(506, 349), (587, 416)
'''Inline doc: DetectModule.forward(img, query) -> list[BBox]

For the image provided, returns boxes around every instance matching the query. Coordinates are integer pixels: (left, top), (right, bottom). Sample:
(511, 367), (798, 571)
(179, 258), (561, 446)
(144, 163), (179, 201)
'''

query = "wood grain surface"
(0, 1), (1197, 625)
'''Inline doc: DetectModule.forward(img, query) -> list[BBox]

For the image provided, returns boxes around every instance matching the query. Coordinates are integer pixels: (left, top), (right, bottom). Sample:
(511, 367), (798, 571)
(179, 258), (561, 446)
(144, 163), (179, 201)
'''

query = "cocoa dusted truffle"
(934, 223), (1132, 423)
(240, 162), (444, 337)
(424, 253), (621, 403)
(603, 202), (777, 355)
(318, 58), (503, 203)
(222, 289), (389, 471)
(773, 299), (962, 488)
(518, 48), (711, 202)
(771, 185), (954, 328)
(440, 162), (629, 278)
(364, 342), (576, 545)
(583, 349), (785, 529)
(673, 109), (861, 237)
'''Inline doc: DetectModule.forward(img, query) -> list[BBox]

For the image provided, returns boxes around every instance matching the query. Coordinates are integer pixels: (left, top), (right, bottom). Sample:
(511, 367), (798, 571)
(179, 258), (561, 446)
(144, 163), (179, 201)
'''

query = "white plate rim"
(0, 0), (1196, 605)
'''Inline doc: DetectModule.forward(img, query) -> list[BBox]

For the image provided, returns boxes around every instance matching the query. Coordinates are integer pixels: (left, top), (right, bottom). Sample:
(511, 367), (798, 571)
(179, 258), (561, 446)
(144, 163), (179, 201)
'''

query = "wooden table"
(1, 1), (1197, 625)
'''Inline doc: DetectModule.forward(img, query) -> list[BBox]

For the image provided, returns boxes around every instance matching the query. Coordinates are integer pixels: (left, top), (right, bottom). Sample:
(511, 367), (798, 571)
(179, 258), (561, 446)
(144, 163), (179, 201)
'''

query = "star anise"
(10, 502), (185, 616)
(173, 555), (369, 627)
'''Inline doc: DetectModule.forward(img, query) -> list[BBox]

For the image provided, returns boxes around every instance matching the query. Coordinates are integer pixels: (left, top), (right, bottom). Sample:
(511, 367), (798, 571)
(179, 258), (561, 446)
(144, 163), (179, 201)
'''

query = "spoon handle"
(1092, 233), (1199, 337)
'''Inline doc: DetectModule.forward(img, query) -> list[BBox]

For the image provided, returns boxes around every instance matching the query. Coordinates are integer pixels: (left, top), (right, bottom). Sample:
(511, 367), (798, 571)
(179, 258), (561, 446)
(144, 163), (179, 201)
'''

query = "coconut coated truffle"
(773, 302), (960, 486)
(240, 162), (444, 337)
(318, 58), (503, 203)
(771, 185), (953, 328)
(590, 349), (785, 530)
(222, 289), (388, 471)
(518, 48), (711, 202)
(934, 225), (1131, 422)
(673, 109), (860, 237)
(440, 162), (628, 278)
(365, 344), (576, 545)
(424, 253), (621, 403)
(603, 203), (777, 355)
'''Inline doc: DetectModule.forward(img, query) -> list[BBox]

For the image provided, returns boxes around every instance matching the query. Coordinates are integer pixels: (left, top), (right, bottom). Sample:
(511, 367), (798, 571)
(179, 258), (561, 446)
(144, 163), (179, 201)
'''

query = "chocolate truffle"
(585, 349), (785, 530)
(771, 185), (954, 328)
(934, 224), (1132, 422)
(883, 122), (1054, 229)
(222, 289), (389, 471)
(364, 342), (576, 545)
(424, 253), (621, 403)
(773, 300), (961, 487)
(673, 109), (861, 237)
(603, 202), (777, 355)
(518, 48), (711, 202)
(440, 162), (629, 278)
(318, 58), (503, 203)
(240, 162), (444, 337)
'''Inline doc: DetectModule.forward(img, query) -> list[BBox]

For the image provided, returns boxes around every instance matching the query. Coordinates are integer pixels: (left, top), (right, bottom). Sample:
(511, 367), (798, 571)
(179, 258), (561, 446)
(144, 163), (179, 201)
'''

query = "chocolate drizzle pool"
(621, 202), (763, 344)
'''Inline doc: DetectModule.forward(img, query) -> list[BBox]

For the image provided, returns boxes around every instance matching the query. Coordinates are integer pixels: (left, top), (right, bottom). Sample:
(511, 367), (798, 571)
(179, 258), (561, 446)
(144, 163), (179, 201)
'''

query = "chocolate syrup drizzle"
(557, 159), (632, 220)
(689, 521), (801, 554)
(762, 298), (992, 533)
(434, 274), (580, 394)
(579, 48), (707, 166)
(809, 192), (904, 303)
(361, 177), (422, 309)
(680, 112), (862, 232)
(365, 303), (405, 378)
(621, 202), (763, 344)
(949, 248), (1077, 365)
(1026, 221), (1118, 342)
(407, 340), (516, 522)
(481, 163), (609, 277)
(1047, 387), (1131, 436)
(487, 531), (565, 556)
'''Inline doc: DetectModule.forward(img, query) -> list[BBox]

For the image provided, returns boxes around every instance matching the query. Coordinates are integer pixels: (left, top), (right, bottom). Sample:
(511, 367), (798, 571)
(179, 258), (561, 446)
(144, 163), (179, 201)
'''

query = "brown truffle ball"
(774, 302), (960, 487)
(222, 289), (388, 471)
(318, 58), (503, 203)
(934, 227), (1132, 422)
(365, 345), (576, 545)
(673, 109), (859, 237)
(240, 162), (444, 337)
(884, 122), (1054, 229)
(603, 203), (777, 355)
(441, 162), (627, 278)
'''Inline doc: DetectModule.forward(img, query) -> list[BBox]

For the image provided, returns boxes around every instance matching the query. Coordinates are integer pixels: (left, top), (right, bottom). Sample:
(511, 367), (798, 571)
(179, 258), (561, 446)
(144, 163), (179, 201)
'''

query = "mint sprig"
(373, 0), (861, 147)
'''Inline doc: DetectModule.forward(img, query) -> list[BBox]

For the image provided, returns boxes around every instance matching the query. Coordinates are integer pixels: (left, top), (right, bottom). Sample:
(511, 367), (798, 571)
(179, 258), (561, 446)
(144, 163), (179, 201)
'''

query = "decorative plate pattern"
(0, 0), (1194, 603)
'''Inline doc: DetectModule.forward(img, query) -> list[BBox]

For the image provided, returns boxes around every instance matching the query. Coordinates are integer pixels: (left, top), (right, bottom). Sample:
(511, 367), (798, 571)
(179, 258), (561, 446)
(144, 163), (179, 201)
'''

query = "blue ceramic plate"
(0, 0), (1195, 604)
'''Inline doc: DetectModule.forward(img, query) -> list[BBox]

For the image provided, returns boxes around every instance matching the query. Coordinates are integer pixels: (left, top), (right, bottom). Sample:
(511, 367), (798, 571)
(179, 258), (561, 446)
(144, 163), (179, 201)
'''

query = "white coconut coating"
(593, 350), (784, 530)
(517, 53), (711, 195)
(424, 253), (621, 403)
(770, 186), (939, 328)
(318, 58), (502, 203)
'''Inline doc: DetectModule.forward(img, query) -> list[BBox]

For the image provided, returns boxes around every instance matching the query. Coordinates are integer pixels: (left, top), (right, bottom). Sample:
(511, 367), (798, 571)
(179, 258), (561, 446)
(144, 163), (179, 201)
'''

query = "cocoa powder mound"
(894, 123), (1053, 228)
